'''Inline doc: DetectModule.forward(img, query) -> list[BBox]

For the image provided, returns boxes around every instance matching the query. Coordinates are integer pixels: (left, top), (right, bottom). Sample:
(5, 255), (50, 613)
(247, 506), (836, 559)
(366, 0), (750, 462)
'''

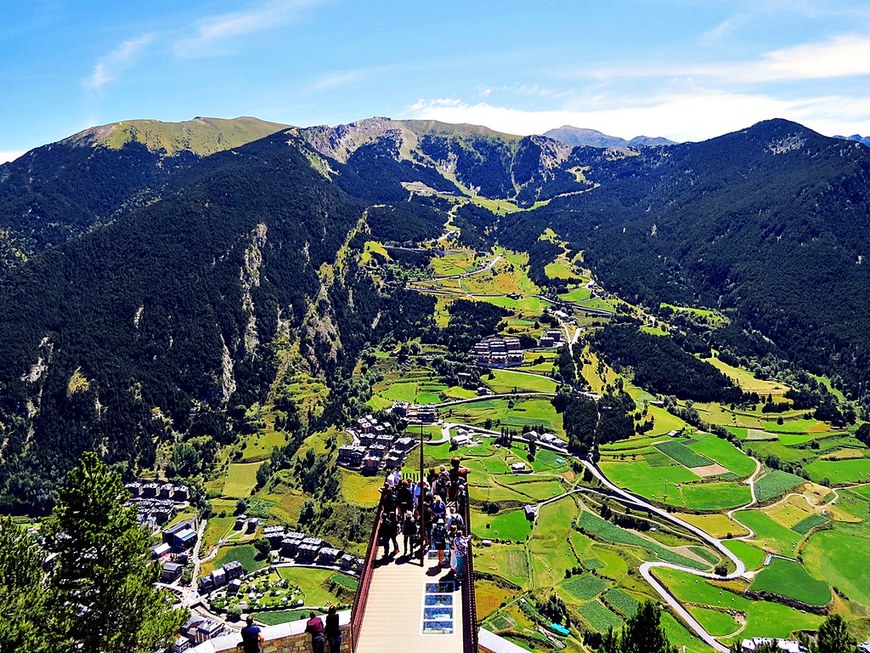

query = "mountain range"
(542, 125), (676, 148)
(0, 114), (866, 513)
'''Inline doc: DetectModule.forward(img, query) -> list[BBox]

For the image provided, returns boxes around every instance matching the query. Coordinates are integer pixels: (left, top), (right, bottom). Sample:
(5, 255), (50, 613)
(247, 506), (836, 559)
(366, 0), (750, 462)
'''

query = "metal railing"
(460, 499), (478, 653)
(351, 504), (382, 652)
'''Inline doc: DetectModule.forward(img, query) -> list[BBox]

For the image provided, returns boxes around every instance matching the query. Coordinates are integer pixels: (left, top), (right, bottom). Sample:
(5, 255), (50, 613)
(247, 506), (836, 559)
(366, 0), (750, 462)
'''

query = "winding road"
(442, 413), (765, 652)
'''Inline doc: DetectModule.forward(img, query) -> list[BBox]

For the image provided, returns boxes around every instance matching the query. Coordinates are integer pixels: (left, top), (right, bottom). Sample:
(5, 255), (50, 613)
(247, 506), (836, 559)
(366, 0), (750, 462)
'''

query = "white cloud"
(84, 34), (154, 92)
(404, 91), (870, 142)
(0, 151), (25, 164)
(174, 0), (324, 58)
(581, 34), (870, 85)
(751, 34), (870, 81)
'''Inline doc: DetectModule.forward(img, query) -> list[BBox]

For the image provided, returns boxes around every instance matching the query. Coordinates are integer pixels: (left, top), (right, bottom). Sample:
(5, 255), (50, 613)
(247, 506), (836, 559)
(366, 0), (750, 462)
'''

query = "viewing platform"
(354, 551), (464, 653)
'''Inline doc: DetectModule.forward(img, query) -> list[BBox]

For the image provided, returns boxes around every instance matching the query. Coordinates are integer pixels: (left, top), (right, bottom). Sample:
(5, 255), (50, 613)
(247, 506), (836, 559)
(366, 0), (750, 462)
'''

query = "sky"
(2, 0), (870, 161)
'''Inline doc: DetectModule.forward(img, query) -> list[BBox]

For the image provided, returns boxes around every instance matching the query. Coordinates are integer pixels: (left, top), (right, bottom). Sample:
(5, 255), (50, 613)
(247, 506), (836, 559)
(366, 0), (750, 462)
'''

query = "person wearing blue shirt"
(241, 615), (264, 653)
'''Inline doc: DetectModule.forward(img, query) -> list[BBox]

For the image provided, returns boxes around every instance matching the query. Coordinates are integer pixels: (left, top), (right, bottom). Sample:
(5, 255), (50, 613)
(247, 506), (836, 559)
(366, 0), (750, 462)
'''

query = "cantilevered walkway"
(354, 553), (464, 653)
(350, 506), (478, 653)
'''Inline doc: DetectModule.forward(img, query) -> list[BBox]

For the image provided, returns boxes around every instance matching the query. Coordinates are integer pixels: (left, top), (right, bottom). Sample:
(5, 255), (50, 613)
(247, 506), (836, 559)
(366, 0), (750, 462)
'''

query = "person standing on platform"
(325, 605), (342, 653)
(305, 610), (326, 653)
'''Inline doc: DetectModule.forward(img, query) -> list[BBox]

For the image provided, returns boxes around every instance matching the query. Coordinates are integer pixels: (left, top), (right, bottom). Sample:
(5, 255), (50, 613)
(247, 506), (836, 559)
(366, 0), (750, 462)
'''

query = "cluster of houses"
(538, 329), (564, 348)
(198, 560), (246, 594)
(196, 525), (362, 598)
(338, 414), (418, 474)
(392, 401), (438, 423)
(124, 480), (190, 529)
(524, 429), (568, 452)
(273, 529), (361, 572)
(150, 519), (198, 583)
(470, 331), (564, 368)
(171, 616), (226, 651)
(472, 337), (524, 367)
(152, 519), (197, 555)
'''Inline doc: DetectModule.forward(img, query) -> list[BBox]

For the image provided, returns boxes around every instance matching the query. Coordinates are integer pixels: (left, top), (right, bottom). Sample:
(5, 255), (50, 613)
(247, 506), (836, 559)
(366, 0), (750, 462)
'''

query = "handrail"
(460, 499), (478, 653)
(351, 503), (383, 652)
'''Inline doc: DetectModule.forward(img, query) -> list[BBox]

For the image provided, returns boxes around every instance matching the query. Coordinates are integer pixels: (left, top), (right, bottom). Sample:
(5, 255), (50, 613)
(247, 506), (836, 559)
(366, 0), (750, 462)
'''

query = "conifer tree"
(812, 614), (858, 653)
(620, 601), (677, 653)
(45, 451), (186, 653)
(0, 517), (50, 653)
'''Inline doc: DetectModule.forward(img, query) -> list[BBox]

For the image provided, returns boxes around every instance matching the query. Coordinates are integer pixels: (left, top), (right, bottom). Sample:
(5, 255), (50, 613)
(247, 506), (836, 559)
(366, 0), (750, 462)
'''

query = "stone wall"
(188, 611), (351, 653)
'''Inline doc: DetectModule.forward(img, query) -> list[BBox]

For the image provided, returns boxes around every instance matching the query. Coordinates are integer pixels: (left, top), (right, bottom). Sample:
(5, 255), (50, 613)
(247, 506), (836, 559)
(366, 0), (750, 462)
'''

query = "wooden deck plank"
(355, 553), (464, 653)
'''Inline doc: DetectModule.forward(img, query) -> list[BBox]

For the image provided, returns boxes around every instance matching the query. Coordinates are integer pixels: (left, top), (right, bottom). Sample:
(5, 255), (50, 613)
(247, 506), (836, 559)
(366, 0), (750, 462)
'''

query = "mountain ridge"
(0, 114), (868, 512)
(542, 124), (676, 148)
(64, 115), (289, 156)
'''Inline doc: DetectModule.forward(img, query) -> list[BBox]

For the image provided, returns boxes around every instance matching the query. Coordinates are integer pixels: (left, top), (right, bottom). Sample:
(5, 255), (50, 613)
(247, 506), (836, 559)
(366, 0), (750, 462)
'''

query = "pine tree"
(45, 451), (186, 653)
(619, 601), (677, 653)
(812, 614), (858, 653)
(0, 517), (50, 653)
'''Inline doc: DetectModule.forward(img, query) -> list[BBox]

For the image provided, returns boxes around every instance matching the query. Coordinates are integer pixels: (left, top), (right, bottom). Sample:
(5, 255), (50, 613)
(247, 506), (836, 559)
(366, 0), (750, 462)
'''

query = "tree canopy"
(44, 451), (186, 653)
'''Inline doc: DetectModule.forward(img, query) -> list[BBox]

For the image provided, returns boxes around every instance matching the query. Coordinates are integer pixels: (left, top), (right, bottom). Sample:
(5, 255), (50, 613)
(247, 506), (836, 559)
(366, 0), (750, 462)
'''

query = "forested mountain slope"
(0, 117), (287, 275)
(0, 132), (370, 512)
(0, 115), (868, 513)
(499, 119), (870, 402)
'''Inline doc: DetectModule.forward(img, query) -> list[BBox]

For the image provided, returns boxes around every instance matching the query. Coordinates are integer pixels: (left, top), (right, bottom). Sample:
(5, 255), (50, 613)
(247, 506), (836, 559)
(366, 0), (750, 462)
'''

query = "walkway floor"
(355, 549), (464, 653)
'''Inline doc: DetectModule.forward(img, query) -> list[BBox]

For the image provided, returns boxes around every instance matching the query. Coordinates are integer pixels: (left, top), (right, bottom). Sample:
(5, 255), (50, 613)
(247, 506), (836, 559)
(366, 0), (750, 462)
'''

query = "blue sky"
(2, 0), (870, 161)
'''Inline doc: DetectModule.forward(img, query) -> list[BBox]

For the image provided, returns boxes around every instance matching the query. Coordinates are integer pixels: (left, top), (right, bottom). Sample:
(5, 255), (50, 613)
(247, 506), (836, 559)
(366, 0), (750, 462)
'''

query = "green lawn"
(754, 469), (805, 503)
(806, 458), (870, 484)
(687, 606), (741, 637)
(655, 567), (823, 642)
(750, 558), (831, 606)
(472, 509), (532, 541)
(681, 482), (752, 511)
(483, 369), (557, 394)
(381, 381), (419, 402)
(474, 544), (530, 587)
(722, 539), (767, 570)
(528, 498), (582, 587)
(276, 567), (353, 607)
(762, 419), (827, 434)
(598, 460), (698, 506)
(558, 287), (591, 303)
(223, 462), (263, 498)
(803, 528), (870, 606)
(206, 544), (264, 578)
(733, 510), (802, 557)
(661, 612), (710, 653)
(687, 434), (757, 476)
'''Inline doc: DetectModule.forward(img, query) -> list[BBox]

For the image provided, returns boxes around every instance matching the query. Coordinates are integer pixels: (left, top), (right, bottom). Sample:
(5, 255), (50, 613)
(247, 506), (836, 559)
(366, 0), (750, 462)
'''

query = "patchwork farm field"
(750, 558), (831, 606)
(352, 247), (870, 651)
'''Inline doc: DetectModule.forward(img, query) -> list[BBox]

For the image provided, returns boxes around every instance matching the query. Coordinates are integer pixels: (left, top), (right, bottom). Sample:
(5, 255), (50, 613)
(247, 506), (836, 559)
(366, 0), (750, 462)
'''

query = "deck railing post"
(350, 503), (382, 652)
(460, 498), (478, 653)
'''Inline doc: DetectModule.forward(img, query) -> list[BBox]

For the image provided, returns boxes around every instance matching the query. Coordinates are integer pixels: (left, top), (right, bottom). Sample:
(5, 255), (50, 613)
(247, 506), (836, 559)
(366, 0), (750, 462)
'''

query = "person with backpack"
(401, 511), (417, 556)
(305, 611), (326, 653)
(432, 517), (448, 566)
(451, 530), (469, 583)
(381, 510), (399, 559)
